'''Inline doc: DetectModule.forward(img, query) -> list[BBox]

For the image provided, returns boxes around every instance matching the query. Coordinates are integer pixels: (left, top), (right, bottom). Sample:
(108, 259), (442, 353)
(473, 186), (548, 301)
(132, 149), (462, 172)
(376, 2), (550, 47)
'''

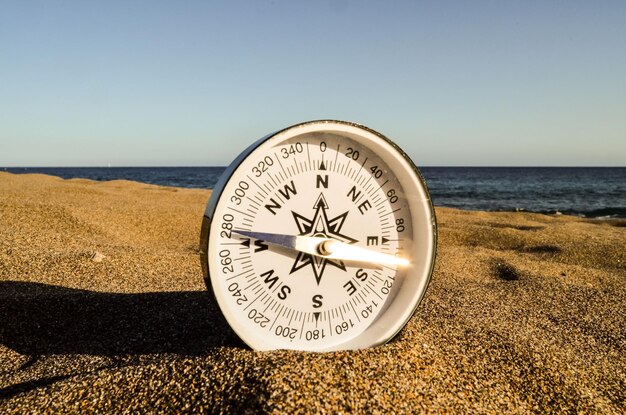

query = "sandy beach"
(0, 171), (624, 413)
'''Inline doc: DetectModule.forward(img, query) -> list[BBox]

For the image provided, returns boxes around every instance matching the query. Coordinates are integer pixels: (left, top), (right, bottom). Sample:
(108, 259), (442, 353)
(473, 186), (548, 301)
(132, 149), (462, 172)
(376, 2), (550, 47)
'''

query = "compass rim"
(200, 120), (438, 351)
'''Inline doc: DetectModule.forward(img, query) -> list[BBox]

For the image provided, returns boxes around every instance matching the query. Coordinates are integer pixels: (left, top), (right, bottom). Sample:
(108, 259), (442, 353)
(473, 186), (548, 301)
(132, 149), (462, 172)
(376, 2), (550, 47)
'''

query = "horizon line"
(2, 165), (625, 169)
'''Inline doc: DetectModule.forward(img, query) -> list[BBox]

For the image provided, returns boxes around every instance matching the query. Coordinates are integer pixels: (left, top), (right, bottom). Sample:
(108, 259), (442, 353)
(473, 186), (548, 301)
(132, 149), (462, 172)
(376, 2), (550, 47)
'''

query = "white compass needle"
(234, 230), (410, 267)
(319, 240), (410, 267)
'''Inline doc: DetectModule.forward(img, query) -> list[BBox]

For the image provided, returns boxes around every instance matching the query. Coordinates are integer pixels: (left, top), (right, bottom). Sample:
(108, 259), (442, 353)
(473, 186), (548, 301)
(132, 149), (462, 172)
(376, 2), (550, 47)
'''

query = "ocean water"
(3, 166), (625, 218)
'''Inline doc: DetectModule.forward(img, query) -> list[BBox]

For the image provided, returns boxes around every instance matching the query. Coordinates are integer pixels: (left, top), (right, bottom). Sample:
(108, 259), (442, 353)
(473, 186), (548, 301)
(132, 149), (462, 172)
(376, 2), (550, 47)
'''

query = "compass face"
(200, 120), (436, 351)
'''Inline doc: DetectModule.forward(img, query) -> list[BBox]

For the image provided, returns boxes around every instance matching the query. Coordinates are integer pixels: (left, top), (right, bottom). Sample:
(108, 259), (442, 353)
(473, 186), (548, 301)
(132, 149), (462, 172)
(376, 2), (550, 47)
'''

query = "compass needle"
(321, 240), (411, 267)
(200, 121), (436, 351)
(234, 230), (410, 266)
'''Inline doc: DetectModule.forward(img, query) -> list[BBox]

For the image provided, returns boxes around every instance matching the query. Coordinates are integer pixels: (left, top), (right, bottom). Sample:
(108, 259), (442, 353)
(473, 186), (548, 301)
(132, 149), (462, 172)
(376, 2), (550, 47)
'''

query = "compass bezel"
(200, 120), (437, 351)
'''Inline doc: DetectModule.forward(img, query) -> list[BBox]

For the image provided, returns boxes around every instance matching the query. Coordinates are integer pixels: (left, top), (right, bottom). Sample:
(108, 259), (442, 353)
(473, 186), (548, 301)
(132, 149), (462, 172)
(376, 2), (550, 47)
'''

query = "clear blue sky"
(1, 1), (625, 167)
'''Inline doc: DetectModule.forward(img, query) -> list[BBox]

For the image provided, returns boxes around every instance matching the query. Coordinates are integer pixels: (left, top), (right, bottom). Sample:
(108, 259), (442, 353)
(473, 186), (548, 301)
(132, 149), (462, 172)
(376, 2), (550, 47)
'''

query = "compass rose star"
(290, 193), (357, 285)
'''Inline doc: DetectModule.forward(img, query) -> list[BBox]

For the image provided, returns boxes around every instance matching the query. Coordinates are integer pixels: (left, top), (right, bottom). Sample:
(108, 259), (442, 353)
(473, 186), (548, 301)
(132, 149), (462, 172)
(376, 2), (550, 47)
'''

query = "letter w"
(278, 180), (297, 200)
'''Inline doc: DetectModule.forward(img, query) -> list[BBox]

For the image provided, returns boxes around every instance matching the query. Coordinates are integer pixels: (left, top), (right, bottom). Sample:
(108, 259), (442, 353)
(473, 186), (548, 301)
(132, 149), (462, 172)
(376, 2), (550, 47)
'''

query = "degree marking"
(350, 301), (361, 322)
(254, 284), (265, 295)
(244, 279), (260, 291)
(375, 197), (388, 208)
(382, 264), (399, 272)
(270, 306), (282, 331)
(355, 157), (368, 181)
(273, 188), (284, 204)
(366, 282), (381, 299)
(247, 175), (268, 197)
(244, 293), (261, 311)
(268, 172), (279, 189)
(228, 206), (254, 218)
(306, 142), (312, 170)
(244, 271), (256, 282)
(366, 283), (376, 296)
(226, 269), (254, 282)
(259, 292), (269, 305)
(299, 315), (306, 340)
(275, 152), (288, 177)
(373, 287), (384, 301)
(333, 144), (340, 171)
(358, 292), (366, 304)
(382, 207), (402, 217)
(372, 196), (383, 207)
(361, 174), (374, 190)
(240, 266), (253, 275)
(328, 313), (333, 335)
(271, 281), (281, 294)
(377, 179), (389, 191)
(246, 196), (261, 207)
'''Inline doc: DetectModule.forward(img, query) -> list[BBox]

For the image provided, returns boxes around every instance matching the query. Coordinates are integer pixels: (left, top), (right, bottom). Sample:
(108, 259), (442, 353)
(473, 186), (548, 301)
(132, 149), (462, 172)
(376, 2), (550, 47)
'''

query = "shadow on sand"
(0, 281), (243, 356)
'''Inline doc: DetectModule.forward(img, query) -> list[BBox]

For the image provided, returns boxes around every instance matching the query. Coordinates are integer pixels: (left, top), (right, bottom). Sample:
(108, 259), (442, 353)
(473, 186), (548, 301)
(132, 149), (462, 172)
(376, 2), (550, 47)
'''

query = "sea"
(3, 166), (625, 219)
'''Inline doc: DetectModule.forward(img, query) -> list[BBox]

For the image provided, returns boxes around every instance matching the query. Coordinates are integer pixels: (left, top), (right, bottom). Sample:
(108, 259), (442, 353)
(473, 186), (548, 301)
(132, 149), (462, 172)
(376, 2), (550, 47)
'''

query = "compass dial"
(200, 120), (436, 351)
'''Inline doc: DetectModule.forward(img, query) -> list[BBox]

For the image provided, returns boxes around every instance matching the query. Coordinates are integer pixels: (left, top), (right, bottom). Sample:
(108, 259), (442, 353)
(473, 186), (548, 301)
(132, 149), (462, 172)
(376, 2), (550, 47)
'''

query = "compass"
(200, 120), (436, 351)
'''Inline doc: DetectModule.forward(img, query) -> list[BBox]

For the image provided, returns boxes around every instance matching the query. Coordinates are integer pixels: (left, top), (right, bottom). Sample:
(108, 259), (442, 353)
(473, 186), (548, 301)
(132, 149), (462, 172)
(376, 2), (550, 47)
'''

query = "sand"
(0, 171), (624, 414)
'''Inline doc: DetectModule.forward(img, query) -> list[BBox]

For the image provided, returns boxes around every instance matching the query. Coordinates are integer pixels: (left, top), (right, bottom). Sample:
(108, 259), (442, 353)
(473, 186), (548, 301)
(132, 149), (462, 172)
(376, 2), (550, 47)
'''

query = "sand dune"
(1, 172), (624, 413)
